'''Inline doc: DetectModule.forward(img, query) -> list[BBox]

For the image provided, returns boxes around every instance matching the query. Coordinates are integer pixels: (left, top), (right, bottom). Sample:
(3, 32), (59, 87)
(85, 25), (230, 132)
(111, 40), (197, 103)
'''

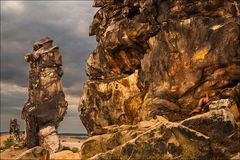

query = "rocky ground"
(3, 99), (239, 160)
(0, 134), (87, 160)
(78, 99), (240, 160)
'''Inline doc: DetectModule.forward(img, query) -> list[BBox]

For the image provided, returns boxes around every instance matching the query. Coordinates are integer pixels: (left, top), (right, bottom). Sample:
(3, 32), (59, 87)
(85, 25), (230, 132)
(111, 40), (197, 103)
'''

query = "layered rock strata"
(79, 0), (240, 133)
(80, 116), (212, 160)
(22, 37), (68, 153)
(9, 118), (20, 141)
(79, 99), (239, 159)
(79, 0), (240, 159)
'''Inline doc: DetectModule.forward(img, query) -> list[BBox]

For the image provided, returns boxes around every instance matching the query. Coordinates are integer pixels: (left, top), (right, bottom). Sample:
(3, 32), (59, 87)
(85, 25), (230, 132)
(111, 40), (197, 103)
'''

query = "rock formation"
(79, 99), (239, 159)
(9, 118), (20, 141)
(79, 0), (240, 159)
(22, 37), (68, 153)
(79, 0), (240, 133)
(16, 146), (50, 160)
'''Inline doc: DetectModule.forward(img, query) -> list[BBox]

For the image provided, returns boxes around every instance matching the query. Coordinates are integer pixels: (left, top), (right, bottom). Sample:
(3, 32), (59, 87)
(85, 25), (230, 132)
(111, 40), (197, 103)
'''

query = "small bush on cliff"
(71, 147), (80, 153)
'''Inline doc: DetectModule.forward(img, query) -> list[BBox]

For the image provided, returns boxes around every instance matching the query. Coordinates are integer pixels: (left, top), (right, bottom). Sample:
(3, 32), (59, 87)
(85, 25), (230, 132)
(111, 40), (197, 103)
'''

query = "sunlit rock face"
(80, 116), (212, 160)
(22, 37), (68, 153)
(79, 0), (240, 133)
(79, 101), (240, 159)
(79, 0), (240, 159)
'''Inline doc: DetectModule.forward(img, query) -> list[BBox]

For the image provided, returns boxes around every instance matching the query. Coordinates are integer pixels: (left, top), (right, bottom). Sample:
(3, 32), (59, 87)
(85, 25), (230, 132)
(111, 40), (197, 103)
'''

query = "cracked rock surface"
(79, 0), (240, 159)
(79, 0), (240, 133)
(22, 37), (67, 153)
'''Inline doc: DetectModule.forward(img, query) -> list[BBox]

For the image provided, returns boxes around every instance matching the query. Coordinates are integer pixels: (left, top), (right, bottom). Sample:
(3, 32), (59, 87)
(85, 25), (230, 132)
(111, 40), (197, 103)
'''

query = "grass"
(0, 136), (15, 152)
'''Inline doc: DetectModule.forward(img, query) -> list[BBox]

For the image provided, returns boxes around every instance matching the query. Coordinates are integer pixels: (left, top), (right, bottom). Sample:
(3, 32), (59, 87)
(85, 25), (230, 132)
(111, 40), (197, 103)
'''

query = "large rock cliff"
(79, 0), (240, 159)
(79, 0), (240, 133)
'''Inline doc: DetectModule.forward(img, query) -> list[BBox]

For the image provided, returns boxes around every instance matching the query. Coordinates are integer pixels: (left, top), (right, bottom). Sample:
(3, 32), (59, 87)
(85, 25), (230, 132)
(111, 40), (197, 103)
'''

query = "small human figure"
(190, 91), (224, 115)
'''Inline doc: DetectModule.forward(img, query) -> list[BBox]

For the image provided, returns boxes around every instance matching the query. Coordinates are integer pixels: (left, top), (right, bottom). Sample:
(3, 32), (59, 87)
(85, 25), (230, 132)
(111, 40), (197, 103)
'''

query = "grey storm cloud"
(1, 1), (98, 95)
(1, 1), (99, 133)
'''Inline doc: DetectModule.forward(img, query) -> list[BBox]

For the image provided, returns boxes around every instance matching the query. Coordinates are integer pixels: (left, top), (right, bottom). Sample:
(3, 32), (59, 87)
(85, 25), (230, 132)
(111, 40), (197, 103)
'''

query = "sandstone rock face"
(79, 0), (240, 159)
(209, 99), (240, 120)
(16, 146), (50, 160)
(38, 126), (60, 154)
(79, 0), (240, 133)
(22, 37), (68, 153)
(80, 116), (212, 160)
(181, 109), (236, 138)
(79, 101), (240, 159)
(79, 71), (141, 134)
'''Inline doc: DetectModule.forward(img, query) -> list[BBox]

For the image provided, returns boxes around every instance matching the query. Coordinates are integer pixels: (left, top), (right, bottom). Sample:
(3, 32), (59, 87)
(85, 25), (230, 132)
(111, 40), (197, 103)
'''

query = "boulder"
(16, 146), (49, 160)
(208, 99), (240, 120)
(181, 99), (240, 159)
(80, 0), (240, 134)
(181, 109), (236, 138)
(79, 0), (240, 159)
(80, 117), (212, 160)
(79, 71), (141, 133)
(50, 150), (80, 160)
(38, 126), (60, 153)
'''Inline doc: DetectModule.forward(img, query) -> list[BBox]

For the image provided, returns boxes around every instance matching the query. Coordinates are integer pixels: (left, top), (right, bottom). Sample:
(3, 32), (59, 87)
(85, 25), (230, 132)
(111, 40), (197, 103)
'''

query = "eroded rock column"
(22, 37), (67, 153)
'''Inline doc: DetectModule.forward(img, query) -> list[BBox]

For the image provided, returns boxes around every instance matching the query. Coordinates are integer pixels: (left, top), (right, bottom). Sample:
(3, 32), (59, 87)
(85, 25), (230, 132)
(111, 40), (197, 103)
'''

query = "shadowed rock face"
(22, 37), (68, 153)
(79, 0), (240, 133)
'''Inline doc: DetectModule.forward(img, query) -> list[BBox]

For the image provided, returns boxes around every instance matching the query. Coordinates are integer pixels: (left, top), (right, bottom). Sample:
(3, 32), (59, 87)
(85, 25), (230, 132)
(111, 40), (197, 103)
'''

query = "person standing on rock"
(22, 37), (68, 153)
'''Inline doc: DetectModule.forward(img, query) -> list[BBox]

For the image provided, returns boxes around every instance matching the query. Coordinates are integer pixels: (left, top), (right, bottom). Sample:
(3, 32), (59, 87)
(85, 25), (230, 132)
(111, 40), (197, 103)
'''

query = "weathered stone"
(50, 150), (80, 160)
(181, 100), (240, 159)
(181, 109), (237, 138)
(208, 99), (240, 120)
(80, 0), (240, 134)
(16, 146), (50, 160)
(79, 0), (240, 159)
(79, 71), (141, 133)
(80, 117), (212, 160)
(79, 119), (157, 159)
(22, 37), (68, 152)
(9, 118), (20, 141)
(231, 152), (240, 160)
(38, 126), (60, 153)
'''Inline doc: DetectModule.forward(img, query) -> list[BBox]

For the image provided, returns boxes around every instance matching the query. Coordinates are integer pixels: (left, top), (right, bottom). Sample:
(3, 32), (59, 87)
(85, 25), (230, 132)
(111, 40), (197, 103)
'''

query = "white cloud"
(65, 95), (80, 106)
(2, 1), (25, 13)
(1, 1), (94, 133)
(0, 82), (27, 95)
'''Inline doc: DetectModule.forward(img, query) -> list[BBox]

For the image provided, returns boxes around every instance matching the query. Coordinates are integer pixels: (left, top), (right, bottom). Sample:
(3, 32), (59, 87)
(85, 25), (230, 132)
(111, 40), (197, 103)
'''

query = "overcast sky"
(1, 1), (98, 133)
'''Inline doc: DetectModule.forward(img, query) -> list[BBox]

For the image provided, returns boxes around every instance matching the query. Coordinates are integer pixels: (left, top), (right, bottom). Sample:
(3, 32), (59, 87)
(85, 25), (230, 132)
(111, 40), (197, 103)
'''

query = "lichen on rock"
(79, 0), (240, 134)
(22, 37), (68, 153)
(78, 0), (240, 159)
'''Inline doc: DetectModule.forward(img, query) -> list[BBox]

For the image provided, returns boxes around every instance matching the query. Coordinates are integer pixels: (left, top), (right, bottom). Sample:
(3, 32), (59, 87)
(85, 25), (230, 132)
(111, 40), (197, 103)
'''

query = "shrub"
(71, 147), (80, 153)
(3, 136), (15, 149)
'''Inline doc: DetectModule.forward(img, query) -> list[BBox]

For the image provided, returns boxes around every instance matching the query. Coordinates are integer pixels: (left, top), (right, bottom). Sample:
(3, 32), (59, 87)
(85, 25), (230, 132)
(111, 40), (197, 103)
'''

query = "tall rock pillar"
(22, 37), (68, 153)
